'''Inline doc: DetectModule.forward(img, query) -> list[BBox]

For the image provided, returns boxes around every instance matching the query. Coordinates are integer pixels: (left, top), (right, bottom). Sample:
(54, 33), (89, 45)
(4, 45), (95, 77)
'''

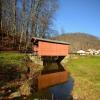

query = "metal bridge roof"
(31, 37), (70, 45)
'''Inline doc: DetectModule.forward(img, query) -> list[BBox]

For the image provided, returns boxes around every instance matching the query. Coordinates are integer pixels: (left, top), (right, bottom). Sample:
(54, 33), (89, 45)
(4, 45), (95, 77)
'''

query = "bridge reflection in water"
(33, 76), (74, 100)
(36, 61), (74, 100)
(48, 76), (74, 100)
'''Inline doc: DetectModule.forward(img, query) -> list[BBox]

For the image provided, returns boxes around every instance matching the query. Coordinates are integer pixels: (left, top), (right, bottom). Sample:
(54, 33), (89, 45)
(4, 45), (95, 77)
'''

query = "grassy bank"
(0, 52), (100, 99)
(0, 52), (27, 86)
(0, 52), (26, 70)
(66, 56), (100, 100)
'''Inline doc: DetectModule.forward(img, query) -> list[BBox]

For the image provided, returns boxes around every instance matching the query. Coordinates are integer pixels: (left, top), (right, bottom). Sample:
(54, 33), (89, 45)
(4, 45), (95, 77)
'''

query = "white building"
(77, 50), (86, 55)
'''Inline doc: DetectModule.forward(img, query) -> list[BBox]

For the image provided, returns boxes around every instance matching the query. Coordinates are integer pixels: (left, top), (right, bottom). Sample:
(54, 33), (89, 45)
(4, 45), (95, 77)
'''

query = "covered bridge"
(31, 37), (70, 56)
(31, 37), (70, 90)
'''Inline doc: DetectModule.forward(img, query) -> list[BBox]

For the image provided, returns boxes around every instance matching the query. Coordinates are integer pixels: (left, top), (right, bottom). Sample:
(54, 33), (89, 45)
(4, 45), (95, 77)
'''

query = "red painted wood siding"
(38, 41), (69, 56)
(32, 45), (38, 52)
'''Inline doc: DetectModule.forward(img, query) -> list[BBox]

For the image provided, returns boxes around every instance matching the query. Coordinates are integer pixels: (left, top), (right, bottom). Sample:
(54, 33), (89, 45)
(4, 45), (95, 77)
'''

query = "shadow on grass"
(0, 64), (21, 86)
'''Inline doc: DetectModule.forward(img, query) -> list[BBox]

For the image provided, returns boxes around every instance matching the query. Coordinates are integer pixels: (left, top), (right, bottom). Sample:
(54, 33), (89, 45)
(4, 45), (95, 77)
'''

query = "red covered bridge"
(31, 37), (70, 90)
(31, 37), (70, 56)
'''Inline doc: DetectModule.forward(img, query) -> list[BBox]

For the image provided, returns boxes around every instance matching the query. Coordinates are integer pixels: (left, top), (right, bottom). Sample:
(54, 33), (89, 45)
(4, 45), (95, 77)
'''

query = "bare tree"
(0, 0), (58, 51)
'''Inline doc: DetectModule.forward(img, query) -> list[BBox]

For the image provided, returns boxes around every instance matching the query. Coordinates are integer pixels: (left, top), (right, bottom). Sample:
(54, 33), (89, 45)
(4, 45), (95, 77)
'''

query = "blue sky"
(54, 0), (100, 37)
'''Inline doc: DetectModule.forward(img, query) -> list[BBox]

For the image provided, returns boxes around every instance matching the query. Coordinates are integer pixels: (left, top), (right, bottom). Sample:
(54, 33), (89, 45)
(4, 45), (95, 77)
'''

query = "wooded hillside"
(0, 0), (58, 51)
(53, 33), (100, 52)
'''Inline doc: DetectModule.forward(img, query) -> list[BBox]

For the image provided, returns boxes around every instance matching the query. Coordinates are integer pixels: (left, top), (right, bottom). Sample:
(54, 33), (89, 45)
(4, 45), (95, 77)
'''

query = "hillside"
(53, 33), (100, 52)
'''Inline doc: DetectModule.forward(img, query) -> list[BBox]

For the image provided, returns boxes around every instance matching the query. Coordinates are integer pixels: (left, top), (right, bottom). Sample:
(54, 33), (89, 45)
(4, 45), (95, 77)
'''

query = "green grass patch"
(0, 52), (26, 70)
(65, 55), (100, 100)
(0, 52), (28, 86)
